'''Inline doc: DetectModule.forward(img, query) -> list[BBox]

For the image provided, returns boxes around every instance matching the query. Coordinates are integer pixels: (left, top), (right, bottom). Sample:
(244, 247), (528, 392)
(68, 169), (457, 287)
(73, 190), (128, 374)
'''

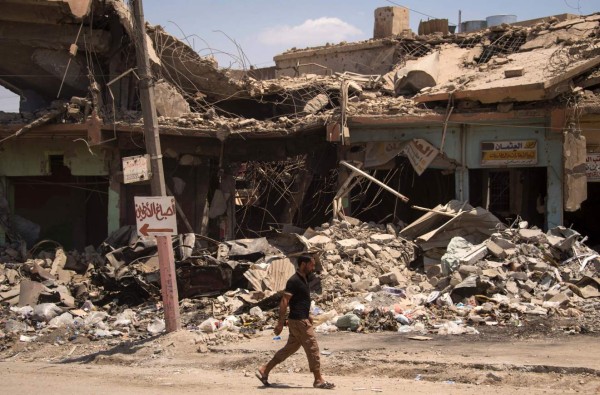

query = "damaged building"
(0, 1), (599, 349)
(0, 2), (599, 304)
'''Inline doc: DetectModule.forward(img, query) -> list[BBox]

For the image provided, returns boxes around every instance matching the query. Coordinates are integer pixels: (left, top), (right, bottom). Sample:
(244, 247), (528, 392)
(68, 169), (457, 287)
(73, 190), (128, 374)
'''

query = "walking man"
(256, 255), (335, 389)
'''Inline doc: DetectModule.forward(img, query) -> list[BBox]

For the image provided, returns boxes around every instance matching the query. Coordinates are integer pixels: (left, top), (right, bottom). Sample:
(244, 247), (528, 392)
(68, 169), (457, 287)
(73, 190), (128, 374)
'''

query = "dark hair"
(297, 255), (312, 266)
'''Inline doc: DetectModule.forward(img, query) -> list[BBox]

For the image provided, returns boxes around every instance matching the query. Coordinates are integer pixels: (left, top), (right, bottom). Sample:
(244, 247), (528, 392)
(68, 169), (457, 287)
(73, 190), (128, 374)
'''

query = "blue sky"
(0, 0), (597, 112)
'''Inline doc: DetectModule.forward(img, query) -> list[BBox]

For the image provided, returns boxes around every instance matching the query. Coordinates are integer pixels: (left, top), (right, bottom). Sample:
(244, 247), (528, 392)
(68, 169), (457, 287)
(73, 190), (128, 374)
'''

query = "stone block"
(350, 279), (371, 292)
(366, 243), (382, 253)
(337, 239), (361, 249)
(309, 235), (332, 246)
(486, 239), (507, 259)
(379, 269), (401, 286)
(370, 234), (395, 244)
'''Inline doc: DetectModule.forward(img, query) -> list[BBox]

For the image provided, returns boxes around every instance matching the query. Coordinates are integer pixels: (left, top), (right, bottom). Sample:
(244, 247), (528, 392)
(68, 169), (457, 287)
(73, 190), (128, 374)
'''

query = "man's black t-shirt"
(284, 272), (311, 320)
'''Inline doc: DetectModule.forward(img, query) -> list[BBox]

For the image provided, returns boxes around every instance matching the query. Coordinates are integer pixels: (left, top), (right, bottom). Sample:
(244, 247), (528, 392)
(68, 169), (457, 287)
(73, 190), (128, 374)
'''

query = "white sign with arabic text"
(134, 196), (178, 236)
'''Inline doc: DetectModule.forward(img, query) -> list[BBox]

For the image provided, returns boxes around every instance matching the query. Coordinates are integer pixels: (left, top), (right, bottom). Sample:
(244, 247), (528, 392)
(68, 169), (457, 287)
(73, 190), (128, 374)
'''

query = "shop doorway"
(469, 167), (546, 228)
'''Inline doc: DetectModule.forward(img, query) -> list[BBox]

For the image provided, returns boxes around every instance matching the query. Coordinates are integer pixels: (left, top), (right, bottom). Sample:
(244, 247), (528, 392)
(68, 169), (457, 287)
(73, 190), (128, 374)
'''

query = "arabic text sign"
(403, 139), (439, 176)
(481, 140), (537, 166)
(586, 152), (600, 182)
(134, 196), (177, 236)
(123, 155), (151, 184)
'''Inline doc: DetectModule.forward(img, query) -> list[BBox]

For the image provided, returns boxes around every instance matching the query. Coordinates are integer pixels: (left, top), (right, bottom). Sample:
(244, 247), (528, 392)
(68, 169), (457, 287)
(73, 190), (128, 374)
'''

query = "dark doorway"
(469, 167), (546, 228)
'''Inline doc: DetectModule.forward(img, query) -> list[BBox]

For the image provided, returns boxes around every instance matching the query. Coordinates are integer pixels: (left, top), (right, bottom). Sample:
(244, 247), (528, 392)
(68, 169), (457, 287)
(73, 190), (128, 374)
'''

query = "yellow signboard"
(481, 140), (537, 166)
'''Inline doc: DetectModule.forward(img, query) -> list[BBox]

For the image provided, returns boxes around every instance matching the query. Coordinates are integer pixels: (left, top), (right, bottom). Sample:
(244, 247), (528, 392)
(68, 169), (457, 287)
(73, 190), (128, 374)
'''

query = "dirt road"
(2, 328), (600, 394)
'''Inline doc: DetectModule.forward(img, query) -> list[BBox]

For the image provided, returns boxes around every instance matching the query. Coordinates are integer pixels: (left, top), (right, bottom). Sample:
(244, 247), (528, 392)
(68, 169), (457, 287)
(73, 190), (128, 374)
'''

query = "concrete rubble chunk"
(336, 239), (362, 249)
(369, 234), (396, 244)
(518, 228), (546, 243)
(303, 93), (329, 114)
(309, 235), (332, 246)
(366, 243), (382, 253)
(379, 269), (402, 286)
(486, 239), (507, 259)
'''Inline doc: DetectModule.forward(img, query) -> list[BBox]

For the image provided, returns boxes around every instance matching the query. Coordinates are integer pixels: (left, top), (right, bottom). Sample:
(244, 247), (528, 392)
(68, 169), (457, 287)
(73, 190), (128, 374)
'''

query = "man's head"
(297, 255), (316, 275)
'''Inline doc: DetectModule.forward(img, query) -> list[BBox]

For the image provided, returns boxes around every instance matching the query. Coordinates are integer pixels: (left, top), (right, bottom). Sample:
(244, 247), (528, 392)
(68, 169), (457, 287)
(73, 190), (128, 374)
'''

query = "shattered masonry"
(0, 1), (600, 349)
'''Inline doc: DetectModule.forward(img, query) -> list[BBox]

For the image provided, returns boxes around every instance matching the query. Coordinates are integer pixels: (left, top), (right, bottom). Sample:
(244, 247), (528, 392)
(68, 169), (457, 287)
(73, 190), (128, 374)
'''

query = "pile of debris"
(300, 201), (600, 335)
(1, 200), (600, 352)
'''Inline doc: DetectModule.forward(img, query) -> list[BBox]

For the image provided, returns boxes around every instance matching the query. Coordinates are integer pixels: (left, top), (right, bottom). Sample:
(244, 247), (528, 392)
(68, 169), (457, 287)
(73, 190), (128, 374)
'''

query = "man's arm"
(274, 292), (292, 335)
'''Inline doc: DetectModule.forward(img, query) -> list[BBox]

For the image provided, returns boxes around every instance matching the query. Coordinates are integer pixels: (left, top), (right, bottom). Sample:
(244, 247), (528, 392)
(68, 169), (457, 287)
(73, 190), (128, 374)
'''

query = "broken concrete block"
(458, 265), (482, 277)
(18, 279), (48, 307)
(385, 247), (402, 259)
(326, 254), (342, 264)
(504, 68), (524, 78)
(548, 292), (569, 306)
(394, 51), (439, 94)
(379, 269), (402, 286)
(509, 272), (528, 281)
(304, 93), (329, 114)
(369, 234), (395, 244)
(309, 235), (332, 246)
(518, 229), (546, 243)
(506, 280), (519, 295)
(491, 237), (516, 250)
(350, 279), (371, 292)
(336, 239), (361, 249)
(486, 239), (507, 259)
(366, 243), (382, 253)
(50, 248), (67, 276)
(364, 248), (376, 261)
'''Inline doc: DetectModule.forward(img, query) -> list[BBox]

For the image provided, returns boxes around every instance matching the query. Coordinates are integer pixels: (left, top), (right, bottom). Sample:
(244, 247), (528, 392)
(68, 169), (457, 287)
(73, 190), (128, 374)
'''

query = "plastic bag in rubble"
(32, 303), (62, 322)
(344, 301), (365, 314)
(147, 318), (166, 334)
(336, 314), (360, 331)
(5, 319), (28, 333)
(437, 321), (479, 335)
(218, 319), (239, 332)
(249, 306), (265, 320)
(438, 321), (464, 335)
(83, 311), (109, 327)
(199, 317), (220, 333)
(436, 293), (454, 307)
(10, 306), (34, 318)
(397, 325), (413, 333)
(223, 315), (241, 326)
(114, 309), (137, 327)
(312, 310), (338, 326)
(441, 237), (472, 275)
(49, 312), (74, 328)
(395, 314), (411, 325)
(315, 323), (338, 333)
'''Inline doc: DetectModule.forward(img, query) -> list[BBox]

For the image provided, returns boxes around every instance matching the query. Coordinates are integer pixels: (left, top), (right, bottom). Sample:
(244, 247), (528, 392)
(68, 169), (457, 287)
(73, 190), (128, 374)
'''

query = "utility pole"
(131, 0), (181, 332)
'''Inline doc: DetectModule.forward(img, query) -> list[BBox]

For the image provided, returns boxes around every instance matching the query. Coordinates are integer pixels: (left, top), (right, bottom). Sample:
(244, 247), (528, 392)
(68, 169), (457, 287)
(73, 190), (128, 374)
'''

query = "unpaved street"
(2, 329), (600, 394)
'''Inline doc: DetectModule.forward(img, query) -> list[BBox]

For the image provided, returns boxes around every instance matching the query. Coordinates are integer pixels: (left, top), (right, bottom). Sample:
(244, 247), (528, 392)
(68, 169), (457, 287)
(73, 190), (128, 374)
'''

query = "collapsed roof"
(0, 2), (598, 143)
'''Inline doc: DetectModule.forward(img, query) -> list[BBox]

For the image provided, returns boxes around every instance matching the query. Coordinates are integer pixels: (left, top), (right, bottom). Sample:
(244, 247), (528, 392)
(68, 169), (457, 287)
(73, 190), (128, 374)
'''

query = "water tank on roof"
(486, 15), (517, 27)
(461, 20), (487, 33)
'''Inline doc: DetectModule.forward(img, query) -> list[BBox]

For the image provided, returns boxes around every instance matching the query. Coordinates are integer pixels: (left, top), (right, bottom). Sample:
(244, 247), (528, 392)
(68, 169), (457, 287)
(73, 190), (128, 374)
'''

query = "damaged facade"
(1, 1), (600, 342)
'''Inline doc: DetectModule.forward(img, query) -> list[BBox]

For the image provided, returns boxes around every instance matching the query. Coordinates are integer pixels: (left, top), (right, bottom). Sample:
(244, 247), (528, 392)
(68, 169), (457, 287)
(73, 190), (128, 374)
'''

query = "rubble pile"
(301, 203), (600, 336)
(1, 201), (600, 354)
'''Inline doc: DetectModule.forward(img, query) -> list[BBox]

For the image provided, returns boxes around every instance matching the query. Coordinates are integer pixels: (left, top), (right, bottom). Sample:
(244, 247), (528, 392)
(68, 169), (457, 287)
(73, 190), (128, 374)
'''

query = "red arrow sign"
(140, 223), (174, 236)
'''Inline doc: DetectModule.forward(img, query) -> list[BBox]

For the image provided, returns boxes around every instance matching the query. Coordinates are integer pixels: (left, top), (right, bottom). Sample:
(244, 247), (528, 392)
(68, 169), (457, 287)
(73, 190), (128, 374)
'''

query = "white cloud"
(258, 17), (362, 48)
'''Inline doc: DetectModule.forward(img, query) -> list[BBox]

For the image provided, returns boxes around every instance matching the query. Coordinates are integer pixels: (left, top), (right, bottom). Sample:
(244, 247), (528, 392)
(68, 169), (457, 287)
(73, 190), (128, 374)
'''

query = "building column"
(546, 130), (564, 229)
(107, 177), (121, 235)
(455, 124), (469, 202)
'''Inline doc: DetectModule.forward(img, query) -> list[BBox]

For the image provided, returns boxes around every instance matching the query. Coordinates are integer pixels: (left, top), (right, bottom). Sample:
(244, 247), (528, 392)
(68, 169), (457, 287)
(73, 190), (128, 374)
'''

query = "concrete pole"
(131, 0), (180, 332)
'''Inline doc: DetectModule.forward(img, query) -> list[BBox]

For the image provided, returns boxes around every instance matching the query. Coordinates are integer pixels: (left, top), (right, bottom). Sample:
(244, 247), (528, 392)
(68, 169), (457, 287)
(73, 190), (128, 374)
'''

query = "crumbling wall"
(275, 41), (399, 78)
